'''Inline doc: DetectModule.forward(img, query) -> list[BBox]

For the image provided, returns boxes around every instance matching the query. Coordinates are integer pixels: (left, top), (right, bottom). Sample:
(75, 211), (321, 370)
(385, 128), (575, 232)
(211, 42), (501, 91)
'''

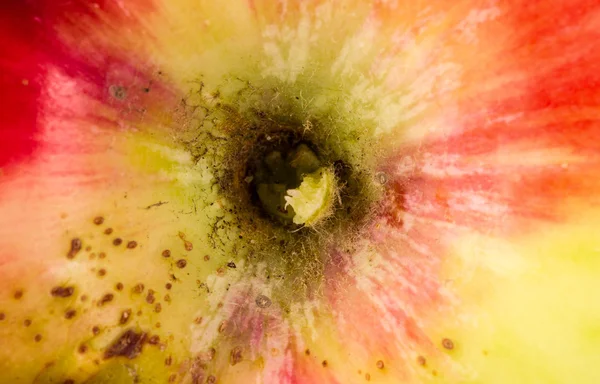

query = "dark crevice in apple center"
(178, 75), (384, 299)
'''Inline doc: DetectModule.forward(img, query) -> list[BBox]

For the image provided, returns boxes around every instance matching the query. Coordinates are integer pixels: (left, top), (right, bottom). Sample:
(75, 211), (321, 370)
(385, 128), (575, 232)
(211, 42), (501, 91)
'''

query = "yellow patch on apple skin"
(0, 123), (224, 382)
(438, 210), (600, 383)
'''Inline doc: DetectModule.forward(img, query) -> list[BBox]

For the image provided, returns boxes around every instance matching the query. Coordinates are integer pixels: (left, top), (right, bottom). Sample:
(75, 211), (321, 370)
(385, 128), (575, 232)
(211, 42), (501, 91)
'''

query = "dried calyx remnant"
(176, 73), (385, 300)
(250, 139), (336, 226)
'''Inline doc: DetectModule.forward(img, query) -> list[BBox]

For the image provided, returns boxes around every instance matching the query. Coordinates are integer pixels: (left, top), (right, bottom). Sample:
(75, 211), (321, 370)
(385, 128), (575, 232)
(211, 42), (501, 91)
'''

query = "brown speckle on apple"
(64, 309), (76, 319)
(148, 335), (160, 345)
(230, 346), (243, 365)
(98, 293), (114, 306)
(104, 329), (147, 359)
(51, 286), (74, 298)
(146, 291), (155, 304)
(132, 283), (145, 294)
(120, 309), (132, 325)
(67, 238), (82, 259)
(442, 338), (454, 350)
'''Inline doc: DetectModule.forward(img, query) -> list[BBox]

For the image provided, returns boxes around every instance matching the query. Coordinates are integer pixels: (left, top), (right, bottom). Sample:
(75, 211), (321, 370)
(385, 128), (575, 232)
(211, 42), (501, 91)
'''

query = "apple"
(1, 0), (600, 383)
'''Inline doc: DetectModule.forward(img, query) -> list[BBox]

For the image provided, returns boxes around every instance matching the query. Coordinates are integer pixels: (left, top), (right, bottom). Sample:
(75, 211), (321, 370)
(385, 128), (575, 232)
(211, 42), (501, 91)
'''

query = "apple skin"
(1, 0), (600, 383)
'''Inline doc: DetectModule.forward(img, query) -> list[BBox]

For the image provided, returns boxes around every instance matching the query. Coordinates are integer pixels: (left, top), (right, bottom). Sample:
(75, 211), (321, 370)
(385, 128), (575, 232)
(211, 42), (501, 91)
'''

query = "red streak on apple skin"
(322, 224), (449, 380)
(384, 161), (600, 237)
(0, 0), (162, 171)
(0, 2), (44, 168)
(377, 0), (600, 234)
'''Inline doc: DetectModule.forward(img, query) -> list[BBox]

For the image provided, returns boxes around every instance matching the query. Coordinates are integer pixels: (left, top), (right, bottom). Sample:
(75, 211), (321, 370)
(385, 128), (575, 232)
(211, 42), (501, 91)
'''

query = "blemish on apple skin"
(64, 309), (76, 319)
(376, 171), (388, 185)
(322, 360), (328, 367)
(127, 240), (138, 249)
(104, 329), (147, 359)
(162, 249), (171, 258)
(132, 283), (145, 294)
(376, 360), (384, 369)
(113, 238), (123, 246)
(66, 238), (82, 259)
(146, 290), (156, 304)
(120, 309), (132, 324)
(365, 373), (371, 381)
(176, 259), (187, 268)
(13, 289), (23, 299)
(417, 355), (427, 366)
(230, 346), (243, 365)
(442, 338), (454, 350)
(109, 85), (127, 100)
(255, 294), (272, 308)
(51, 286), (74, 298)
(98, 293), (114, 306)
(178, 232), (193, 251)
(104, 228), (113, 235)
(93, 216), (104, 225)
